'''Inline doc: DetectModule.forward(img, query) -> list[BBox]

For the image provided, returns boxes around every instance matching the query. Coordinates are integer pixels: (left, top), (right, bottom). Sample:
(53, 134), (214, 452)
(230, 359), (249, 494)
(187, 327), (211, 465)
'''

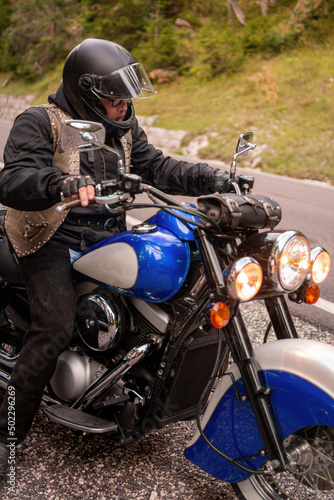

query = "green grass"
(0, 63), (63, 101)
(1, 36), (333, 185)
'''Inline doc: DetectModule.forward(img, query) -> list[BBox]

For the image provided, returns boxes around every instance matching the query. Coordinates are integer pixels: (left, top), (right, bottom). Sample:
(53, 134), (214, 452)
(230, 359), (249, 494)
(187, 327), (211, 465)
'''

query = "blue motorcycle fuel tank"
(73, 222), (191, 302)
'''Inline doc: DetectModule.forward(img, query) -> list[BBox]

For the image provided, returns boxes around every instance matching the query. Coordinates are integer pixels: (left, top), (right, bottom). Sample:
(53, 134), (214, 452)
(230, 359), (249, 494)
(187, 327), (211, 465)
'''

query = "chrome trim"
(72, 336), (163, 408)
(0, 348), (19, 367)
(225, 257), (262, 301)
(310, 246), (331, 284)
(0, 369), (10, 389)
(268, 230), (310, 291)
(41, 394), (62, 407)
(77, 292), (122, 352)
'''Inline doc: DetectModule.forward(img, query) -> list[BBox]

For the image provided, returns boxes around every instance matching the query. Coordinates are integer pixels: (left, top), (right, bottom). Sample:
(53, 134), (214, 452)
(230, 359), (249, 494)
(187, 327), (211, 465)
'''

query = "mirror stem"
(230, 158), (237, 179)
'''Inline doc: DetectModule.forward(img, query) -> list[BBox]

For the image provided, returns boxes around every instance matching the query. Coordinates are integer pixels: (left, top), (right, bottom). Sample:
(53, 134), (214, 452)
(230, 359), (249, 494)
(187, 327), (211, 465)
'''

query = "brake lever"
(95, 192), (132, 206)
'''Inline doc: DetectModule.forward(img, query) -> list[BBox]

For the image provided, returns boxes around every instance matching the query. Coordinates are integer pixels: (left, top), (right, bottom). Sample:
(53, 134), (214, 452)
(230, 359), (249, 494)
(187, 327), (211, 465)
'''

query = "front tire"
(232, 425), (334, 499)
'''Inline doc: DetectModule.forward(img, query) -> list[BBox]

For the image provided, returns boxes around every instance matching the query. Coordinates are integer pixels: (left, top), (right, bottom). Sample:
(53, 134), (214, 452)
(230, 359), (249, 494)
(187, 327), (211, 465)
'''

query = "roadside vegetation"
(0, 0), (333, 184)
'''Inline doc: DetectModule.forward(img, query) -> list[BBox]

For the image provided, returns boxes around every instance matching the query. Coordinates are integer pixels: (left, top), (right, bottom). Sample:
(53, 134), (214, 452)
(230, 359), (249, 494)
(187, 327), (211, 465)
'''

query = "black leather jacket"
(0, 87), (227, 249)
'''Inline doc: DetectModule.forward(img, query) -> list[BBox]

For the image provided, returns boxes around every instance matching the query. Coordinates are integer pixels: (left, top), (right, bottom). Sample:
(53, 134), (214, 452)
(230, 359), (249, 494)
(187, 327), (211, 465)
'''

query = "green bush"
(190, 23), (244, 78)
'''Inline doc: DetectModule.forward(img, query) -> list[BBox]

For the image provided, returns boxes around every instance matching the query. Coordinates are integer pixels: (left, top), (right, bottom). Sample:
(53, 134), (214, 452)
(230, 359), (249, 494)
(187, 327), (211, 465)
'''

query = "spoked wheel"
(232, 426), (334, 499)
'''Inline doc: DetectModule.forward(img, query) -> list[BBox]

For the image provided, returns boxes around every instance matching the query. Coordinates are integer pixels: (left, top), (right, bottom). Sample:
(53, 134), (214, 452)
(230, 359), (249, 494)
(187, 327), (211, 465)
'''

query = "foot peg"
(44, 404), (118, 434)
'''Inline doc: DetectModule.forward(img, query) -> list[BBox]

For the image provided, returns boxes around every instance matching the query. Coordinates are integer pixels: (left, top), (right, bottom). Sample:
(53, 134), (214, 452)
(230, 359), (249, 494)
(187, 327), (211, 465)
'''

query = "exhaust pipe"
(72, 336), (163, 408)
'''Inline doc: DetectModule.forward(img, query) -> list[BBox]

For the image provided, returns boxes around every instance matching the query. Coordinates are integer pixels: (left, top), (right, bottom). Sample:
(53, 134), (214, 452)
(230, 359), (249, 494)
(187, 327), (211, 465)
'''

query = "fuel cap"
(132, 223), (158, 234)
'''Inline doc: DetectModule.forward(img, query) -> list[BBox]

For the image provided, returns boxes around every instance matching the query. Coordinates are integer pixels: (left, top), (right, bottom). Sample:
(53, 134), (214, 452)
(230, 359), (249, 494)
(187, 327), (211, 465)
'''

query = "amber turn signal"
(210, 302), (231, 328)
(304, 285), (320, 305)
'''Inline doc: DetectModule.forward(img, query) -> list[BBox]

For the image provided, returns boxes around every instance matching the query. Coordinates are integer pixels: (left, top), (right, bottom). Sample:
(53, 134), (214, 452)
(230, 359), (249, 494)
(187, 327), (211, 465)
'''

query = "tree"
(1, 0), (81, 74)
(227, 0), (326, 31)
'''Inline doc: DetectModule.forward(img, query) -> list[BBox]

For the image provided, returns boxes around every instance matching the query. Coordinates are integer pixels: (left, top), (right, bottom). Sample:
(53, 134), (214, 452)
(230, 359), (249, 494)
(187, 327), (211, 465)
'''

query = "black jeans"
(0, 239), (77, 444)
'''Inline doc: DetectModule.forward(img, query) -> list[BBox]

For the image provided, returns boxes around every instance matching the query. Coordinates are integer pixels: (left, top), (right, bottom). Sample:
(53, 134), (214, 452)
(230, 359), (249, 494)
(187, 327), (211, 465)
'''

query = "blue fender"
(185, 339), (334, 483)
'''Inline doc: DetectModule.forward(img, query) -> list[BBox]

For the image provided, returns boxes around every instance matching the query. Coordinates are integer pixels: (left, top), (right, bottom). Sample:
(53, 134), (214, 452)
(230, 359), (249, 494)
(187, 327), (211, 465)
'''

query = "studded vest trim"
(4, 104), (81, 258)
(5, 104), (133, 258)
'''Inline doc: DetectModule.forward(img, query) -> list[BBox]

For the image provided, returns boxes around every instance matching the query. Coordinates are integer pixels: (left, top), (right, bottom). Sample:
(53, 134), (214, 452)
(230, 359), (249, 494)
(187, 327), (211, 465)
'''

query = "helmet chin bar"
(81, 95), (135, 130)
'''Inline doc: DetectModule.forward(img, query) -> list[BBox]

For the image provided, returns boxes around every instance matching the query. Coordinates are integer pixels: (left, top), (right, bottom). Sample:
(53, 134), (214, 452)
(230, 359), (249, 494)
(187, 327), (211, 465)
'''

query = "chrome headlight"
(224, 257), (263, 301)
(269, 231), (310, 291)
(311, 247), (331, 284)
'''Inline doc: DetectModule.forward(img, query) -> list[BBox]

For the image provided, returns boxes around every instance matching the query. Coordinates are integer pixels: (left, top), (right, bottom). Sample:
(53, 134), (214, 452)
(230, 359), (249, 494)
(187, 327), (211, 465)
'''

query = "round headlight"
(225, 257), (263, 301)
(311, 247), (331, 284)
(270, 231), (310, 291)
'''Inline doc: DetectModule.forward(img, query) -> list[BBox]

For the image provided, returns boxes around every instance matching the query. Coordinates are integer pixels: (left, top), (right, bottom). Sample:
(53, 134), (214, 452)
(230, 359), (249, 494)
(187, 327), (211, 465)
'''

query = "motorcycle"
(0, 120), (332, 499)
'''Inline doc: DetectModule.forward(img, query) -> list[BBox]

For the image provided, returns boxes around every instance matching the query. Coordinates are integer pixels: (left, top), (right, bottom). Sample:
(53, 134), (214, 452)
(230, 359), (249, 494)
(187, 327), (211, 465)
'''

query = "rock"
(149, 69), (178, 84)
(0, 94), (35, 121)
(137, 116), (187, 153)
(175, 18), (193, 30)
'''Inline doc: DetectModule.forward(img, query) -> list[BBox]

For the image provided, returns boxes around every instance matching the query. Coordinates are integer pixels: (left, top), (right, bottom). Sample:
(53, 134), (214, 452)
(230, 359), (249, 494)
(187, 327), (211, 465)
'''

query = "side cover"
(185, 338), (334, 483)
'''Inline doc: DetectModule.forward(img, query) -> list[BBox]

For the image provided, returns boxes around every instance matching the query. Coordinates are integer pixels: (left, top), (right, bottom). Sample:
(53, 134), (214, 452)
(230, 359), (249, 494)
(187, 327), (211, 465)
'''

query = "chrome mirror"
(60, 120), (106, 152)
(230, 132), (256, 182)
(236, 132), (255, 157)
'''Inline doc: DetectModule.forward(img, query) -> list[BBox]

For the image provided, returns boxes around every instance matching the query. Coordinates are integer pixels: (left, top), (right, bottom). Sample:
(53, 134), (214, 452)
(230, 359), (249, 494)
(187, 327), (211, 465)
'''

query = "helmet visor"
(88, 63), (156, 100)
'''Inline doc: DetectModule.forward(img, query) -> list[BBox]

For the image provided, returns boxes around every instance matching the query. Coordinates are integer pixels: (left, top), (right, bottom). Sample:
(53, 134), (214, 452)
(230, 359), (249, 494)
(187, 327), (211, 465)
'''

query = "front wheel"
(232, 425), (334, 499)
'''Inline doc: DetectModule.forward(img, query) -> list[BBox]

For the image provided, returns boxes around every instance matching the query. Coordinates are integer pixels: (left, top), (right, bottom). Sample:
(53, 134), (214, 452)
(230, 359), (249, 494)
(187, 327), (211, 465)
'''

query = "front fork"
(224, 310), (289, 469)
(195, 228), (297, 470)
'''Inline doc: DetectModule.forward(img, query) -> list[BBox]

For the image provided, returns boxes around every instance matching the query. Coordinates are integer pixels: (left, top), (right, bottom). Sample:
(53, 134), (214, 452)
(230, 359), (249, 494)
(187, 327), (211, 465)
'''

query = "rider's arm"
(0, 108), (63, 211)
(130, 118), (229, 197)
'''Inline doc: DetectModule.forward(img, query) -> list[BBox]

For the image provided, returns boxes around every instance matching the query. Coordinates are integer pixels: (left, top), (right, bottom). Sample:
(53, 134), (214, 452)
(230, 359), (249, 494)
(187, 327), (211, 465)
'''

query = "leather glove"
(213, 171), (230, 193)
(49, 175), (96, 202)
(225, 176), (241, 193)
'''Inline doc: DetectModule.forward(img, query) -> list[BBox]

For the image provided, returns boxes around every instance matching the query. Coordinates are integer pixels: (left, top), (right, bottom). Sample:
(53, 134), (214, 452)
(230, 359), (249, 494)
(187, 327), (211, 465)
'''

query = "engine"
(49, 290), (170, 404)
(49, 348), (108, 403)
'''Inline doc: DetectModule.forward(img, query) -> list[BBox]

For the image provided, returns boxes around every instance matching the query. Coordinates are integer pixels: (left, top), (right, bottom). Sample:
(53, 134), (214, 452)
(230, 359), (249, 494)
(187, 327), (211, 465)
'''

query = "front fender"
(185, 339), (334, 483)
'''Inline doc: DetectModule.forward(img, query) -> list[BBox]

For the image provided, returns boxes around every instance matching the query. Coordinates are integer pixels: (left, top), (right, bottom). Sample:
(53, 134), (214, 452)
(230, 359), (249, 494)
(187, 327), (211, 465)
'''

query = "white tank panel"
(73, 242), (138, 289)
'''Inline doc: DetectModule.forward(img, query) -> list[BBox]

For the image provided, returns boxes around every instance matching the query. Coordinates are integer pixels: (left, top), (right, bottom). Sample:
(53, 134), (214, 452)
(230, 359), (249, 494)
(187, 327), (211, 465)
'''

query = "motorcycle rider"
(0, 38), (230, 474)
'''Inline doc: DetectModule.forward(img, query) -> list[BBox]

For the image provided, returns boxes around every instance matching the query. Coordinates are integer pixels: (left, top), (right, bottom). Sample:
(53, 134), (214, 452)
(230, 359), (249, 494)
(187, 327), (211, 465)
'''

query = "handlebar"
(55, 192), (135, 213)
(55, 174), (188, 213)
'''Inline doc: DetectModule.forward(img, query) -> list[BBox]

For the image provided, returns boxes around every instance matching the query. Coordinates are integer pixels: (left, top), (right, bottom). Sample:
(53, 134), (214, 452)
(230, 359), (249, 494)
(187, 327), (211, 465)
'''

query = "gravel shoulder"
(0, 301), (333, 500)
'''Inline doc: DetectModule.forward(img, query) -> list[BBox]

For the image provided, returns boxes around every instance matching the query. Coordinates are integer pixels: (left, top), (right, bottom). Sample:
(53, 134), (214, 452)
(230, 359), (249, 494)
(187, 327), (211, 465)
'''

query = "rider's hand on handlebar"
(49, 175), (96, 207)
(225, 177), (240, 193)
(213, 171), (232, 193)
(213, 171), (241, 194)
(74, 183), (96, 207)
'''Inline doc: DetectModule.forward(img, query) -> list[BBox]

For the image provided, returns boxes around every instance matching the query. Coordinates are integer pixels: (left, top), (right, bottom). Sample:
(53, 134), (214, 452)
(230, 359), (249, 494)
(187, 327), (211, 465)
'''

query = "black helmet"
(62, 38), (156, 130)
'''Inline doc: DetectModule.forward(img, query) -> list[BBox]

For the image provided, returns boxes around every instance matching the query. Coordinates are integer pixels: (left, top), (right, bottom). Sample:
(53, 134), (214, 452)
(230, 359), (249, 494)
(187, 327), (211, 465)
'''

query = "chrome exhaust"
(72, 336), (163, 408)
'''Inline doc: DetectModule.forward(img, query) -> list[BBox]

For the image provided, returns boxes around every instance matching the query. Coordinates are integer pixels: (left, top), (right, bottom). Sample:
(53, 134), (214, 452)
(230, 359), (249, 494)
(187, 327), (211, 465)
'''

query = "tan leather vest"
(4, 104), (132, 258)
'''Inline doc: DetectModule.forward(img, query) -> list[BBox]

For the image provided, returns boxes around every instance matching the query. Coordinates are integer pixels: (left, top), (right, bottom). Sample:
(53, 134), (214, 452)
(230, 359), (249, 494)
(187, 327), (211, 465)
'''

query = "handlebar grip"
(56, 198), (95, 213)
